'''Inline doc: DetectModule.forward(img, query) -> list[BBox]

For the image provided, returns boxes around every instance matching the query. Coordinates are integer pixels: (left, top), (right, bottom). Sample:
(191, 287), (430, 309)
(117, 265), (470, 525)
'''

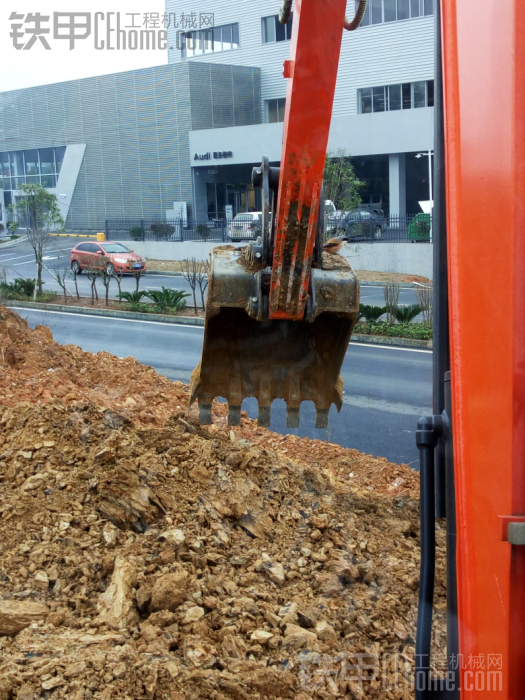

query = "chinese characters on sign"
(194, 151), (233, 161)
(8, 12), (214, 50)
(298, 652), (504, 694)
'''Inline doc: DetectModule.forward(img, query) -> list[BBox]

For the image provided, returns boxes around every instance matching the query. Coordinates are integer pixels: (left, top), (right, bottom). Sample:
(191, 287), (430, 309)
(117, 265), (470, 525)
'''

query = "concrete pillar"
(388, 153), (406, 218)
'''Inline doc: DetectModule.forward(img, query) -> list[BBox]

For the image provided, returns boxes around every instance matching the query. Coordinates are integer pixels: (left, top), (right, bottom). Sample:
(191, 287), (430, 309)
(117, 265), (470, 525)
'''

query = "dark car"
(342, 209), (385, 241)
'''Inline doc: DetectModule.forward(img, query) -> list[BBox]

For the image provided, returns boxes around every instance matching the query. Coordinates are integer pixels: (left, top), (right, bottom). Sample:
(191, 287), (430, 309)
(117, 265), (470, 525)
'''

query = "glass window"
(360, 88), (372, 113)
(222, 25), (232, 51)
(216, 183), (226, 217)
(424, 0), (433, 14)
(77, 244), (90, 251)
(413, 81), (426, 108)
(262, 14), (292, 43)
(26, 175), (40, 185)
(232, 23), (239, 48)
(384, 0), (397, 22)
(372, 86), (386, 112)
(101, 243), (131, 253)
(388, 84), (402, 110)
(276, 98), (286, 121)
(275, 17), (286, 42)
(397, 0), (410, 20)
(402, 83), (412, 108)
(1, 152), (11, 177)
(12, 177), (26, 190)
(267, 99), (279, 123)
(207, 183), (216, 215)
(55, 147), (66, 173)
(410, 0), (421, 17)
(371, 0), (383, 24)
(0, 177), (12, 191)
(24, 150), (39, 175)
(11, 152), (24, 177)
(39, 148), (55, 175)
(285, 13), (293, 39)
(212, 26), (222, 51)
(427, 79), (434, 106)
(202, 29), (213, 54)
(41, 174), (56, 188)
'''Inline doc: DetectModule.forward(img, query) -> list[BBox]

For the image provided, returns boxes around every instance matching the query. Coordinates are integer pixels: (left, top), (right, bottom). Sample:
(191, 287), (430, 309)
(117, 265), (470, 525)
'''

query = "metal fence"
(326, 213), (432, 243)
(106, 213), (432, 244)
(105, 218), (259, 243)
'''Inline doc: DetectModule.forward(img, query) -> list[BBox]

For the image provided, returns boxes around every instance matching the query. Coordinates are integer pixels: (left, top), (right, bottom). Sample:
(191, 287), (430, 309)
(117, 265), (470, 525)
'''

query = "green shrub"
(150, 223), (175, 240)
(355, 321), (432, 340)
(145, 287), (189, 312)
(196, 223), (210, 241)
(129, 226), (143, 241)
(392, 303), (423, 324)
(118, 290), (148, 306)
(359, 304), (387, 331)
(7, 221), (19, 235)
(408, 213), (431, 241)
(0, 278), (37, 298)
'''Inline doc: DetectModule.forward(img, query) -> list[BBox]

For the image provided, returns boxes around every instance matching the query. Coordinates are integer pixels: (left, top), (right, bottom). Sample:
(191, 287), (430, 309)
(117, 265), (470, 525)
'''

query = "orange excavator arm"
(190, 0), (367, 429)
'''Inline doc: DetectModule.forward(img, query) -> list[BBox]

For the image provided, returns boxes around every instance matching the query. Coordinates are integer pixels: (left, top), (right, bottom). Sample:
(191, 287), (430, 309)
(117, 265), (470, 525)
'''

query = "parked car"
(70, 241), (146, 275)
(341, 209), (386, 240)
(228, 212), (262, 241)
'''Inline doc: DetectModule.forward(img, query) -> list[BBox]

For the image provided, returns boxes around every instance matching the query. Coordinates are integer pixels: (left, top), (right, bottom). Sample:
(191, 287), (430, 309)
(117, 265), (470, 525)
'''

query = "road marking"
(0, 253), (35, 263)
(349, 342), (431, 354)
(343, 394), (431, 415)
(10, 308), (432, 353)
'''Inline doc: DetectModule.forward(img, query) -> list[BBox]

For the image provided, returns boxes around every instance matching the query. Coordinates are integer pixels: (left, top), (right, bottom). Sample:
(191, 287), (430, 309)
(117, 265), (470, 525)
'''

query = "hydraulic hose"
(344, 0), (368, 31)
(279, 0), (292, 25)
(415, 416), (442, 699)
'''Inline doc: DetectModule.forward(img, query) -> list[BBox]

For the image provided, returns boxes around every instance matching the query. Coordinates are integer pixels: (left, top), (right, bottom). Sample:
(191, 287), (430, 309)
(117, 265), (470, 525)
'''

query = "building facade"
(0, 0), (434, 231)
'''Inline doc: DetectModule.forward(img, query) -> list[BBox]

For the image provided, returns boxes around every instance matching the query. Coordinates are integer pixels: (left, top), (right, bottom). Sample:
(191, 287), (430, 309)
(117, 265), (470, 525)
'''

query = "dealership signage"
(194, 150), (233, 161)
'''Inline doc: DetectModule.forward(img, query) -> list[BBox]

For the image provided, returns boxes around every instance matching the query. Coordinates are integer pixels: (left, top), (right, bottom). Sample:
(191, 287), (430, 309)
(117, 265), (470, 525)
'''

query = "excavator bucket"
(190, 246), (359, 428)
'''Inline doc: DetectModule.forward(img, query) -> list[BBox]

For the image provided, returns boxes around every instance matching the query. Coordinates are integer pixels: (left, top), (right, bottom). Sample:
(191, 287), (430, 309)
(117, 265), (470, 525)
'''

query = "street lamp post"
(416, 150), (434, 240)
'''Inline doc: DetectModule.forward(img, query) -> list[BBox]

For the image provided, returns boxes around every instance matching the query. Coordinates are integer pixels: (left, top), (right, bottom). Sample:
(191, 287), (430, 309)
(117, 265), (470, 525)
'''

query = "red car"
(70, 241), (146, 275)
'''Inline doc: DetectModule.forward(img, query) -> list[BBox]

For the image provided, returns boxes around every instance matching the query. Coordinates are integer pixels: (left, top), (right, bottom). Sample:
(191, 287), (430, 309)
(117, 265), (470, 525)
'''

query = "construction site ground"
(0, 306), (444, 700)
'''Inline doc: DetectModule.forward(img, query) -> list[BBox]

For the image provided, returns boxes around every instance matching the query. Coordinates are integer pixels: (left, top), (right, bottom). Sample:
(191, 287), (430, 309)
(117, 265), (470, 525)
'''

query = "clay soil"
(0, 307), (445, 700)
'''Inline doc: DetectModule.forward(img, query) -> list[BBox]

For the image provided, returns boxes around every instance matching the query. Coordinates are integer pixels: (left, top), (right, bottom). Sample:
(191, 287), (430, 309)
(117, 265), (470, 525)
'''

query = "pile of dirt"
(0, 307), (446, 700)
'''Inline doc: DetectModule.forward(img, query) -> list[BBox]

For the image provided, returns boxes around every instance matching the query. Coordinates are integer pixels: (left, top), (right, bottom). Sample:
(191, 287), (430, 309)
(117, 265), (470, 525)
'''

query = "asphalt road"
(0, 237), (421, 308)
(12, 307), (432, 467)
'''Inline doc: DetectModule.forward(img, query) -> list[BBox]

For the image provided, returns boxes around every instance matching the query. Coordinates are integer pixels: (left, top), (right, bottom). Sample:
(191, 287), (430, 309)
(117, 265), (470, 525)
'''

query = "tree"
(100, 257), (113, 307)
(8, 184), (65, 297)
(180, 258), (199, 315)
(323, 149), (364, 213)
(196, 259), (209, 310)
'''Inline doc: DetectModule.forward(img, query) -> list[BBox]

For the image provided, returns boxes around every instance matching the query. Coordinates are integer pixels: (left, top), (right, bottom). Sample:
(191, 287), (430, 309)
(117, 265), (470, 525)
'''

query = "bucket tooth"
(258, 404), (271, 427)
(228, 405), (241, 426)
(286, 406), (300, 428)
(315, 408), (329, 429)
(199, 402), (212, 425)
(258, 373), (272, 427)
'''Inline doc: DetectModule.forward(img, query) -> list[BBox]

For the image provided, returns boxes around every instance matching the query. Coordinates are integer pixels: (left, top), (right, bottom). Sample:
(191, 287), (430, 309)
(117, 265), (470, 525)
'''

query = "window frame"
(357, 0), (433, 27)
(265, 97), (287, 123)
(261, 13), (293, 44)
(181, 23), (239, 58)
(358, 80), (434, 113)
(0, 147), (64, 192)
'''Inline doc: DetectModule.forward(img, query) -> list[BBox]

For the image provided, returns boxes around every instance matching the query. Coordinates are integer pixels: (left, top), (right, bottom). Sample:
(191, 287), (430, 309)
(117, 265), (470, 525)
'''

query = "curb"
(352, 333), (432, 349)
(0, 236), (28, 250)
(4, 301), (432, 348)
(50, 233), (99, 239)
(2, 300), (205, 327)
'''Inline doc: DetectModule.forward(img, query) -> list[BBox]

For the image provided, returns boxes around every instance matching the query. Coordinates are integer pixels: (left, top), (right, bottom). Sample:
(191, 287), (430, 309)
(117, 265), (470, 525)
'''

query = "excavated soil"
(0, 306), (446, 700)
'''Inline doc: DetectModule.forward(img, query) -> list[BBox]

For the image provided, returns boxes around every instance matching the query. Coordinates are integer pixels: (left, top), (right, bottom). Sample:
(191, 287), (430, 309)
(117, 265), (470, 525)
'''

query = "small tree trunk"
(94, 280), (98, 301)
(105, 283), (109, 306)
(91, 281), (95, 305)
(193, 289), (198, 316)
(74, 275), (79, 300)
(37, 261), (43, 296)
(135, 273), (140, 292)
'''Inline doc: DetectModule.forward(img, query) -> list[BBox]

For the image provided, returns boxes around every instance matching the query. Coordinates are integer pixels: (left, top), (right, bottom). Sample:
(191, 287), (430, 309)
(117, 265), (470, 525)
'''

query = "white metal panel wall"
(166, 0), (434, 117)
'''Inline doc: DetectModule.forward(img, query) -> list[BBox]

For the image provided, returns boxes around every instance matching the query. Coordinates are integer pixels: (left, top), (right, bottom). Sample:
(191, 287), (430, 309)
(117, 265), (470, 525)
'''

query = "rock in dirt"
(0, 600), (48, 636)
(151, 568), (190, 612)
(96, 556), (139, 629)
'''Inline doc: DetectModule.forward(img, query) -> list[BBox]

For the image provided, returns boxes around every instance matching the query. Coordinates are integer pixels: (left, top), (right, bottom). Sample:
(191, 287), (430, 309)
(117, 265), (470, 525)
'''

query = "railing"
(326, 213), (433, 243)
(106, 214), (432, 244)
(105, 218), (260, 243)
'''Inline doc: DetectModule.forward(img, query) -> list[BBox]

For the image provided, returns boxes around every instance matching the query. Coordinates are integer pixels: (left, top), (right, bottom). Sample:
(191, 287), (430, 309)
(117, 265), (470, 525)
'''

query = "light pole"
(415, 150), (433, 207)
(416, 150), (434, 240)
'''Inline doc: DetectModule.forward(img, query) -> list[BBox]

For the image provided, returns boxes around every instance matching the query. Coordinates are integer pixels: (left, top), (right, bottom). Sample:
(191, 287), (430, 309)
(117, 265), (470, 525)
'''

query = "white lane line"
(0, 253), (35, 263)
(349, 341), (431, 354)
(343, 394), (431, 415)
